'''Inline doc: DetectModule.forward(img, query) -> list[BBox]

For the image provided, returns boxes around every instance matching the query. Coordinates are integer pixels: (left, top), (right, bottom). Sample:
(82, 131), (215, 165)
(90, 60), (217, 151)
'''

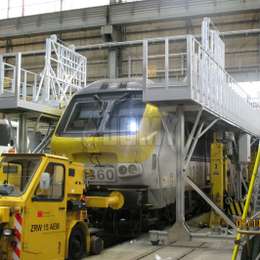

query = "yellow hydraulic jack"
(209, 137), (227, 226)
(232, 142), (260, 260)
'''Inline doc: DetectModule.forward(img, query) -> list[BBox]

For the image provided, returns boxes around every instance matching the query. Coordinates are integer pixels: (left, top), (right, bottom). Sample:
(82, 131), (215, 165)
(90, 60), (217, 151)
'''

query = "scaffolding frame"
(0, 35), (87, 115)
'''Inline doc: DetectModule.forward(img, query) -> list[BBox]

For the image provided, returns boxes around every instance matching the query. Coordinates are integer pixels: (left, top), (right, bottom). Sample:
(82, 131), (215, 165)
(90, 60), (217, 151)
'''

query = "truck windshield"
(0, 156), (41, 196)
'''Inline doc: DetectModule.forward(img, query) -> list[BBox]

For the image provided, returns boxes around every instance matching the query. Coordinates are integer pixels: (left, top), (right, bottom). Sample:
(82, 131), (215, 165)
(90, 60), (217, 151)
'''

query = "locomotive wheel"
(91, 235), (104, 255)
(68, 225), (86, 260)
(151, 240), (160, 246)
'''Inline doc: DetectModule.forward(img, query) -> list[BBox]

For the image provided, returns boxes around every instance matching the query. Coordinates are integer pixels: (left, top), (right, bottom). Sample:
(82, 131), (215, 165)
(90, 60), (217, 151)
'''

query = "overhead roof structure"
(0, 0), (260, 39)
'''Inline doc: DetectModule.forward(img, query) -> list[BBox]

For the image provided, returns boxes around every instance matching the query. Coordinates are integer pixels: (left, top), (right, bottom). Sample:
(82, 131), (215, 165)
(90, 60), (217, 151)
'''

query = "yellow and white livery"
(51, 78), (209, 236)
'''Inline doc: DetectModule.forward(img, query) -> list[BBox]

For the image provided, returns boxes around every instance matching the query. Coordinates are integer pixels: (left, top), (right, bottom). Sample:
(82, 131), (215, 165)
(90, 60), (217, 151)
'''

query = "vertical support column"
(15, 53), (22, 102)
(165, 105), (190, 243)
(128, 56), (131, 79)
(101, 24), (121, 79)
(175, 106), (185, 224)
(108, 49), (118, 79)
(143, 39), (148, 89)
(0, 55), (4, 95)
(18, 114), (27, 153)
(165, 38), (169, 88)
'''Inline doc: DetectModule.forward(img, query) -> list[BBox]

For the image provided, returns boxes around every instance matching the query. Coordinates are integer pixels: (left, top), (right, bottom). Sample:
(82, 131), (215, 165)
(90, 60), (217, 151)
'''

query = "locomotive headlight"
(118, 165), (127, 175)
(128, 119), (138, 132)
(118, 163), (143, 177)
(128, 164), (138, 174)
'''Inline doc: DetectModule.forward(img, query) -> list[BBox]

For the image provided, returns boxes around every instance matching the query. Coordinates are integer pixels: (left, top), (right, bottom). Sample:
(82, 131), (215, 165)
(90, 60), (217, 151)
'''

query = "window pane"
(66, 101), (106, 132)
(0, 156), (41, 195)
(35, 163), (64, 200)
(106, 100), (145, 133)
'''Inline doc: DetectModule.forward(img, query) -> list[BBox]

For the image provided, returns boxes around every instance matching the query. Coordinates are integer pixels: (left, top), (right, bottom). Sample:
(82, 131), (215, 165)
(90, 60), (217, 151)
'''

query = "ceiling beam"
(0, 0), (260, 39)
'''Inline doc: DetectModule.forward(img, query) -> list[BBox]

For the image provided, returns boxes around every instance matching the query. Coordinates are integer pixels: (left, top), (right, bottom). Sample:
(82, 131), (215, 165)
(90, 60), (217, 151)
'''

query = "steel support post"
(108, 49), (118, 79)
(176, 106), (185, 224)
(166, 106), (190, 243)
(18, 114), (27, 153)
(0, 55), (4, 95)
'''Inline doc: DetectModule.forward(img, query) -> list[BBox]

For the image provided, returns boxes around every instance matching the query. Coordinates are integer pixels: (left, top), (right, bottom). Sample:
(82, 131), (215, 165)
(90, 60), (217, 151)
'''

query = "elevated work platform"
(0, 35), (87, 117)
(143, 19), (260, 137)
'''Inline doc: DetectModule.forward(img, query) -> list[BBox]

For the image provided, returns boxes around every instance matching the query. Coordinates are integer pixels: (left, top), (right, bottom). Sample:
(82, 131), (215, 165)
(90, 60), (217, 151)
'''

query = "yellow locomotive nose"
(0, 207), (10, 223)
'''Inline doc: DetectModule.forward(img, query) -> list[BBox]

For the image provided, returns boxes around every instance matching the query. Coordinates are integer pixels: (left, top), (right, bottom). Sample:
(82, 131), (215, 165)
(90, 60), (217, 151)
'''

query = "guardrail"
(143, 35), (188, 88)
(189, 36), (260, 135)
(0, 35), (87, 110)
(143, 35), (260, 136)
(0, 62), (16, 95)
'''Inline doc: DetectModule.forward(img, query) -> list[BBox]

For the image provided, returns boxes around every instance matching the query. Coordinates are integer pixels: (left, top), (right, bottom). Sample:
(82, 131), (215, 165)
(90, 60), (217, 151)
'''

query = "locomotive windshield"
(66, 99), (107, 132)
(56, 91), (145, 136)
(105, 98), (144, 132)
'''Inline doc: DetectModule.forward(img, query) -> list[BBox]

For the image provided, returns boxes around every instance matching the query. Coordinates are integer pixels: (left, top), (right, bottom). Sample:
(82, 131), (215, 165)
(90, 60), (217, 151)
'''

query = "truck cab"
(0, 153), (103, 260)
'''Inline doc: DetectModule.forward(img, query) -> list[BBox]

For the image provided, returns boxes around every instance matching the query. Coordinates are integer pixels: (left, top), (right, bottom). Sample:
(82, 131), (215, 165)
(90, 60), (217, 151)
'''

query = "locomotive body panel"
(51, 78), (210, 234)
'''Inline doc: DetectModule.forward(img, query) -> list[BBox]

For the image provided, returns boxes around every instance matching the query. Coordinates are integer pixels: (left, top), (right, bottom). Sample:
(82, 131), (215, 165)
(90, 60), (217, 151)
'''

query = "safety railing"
(0, 35), (87, 112)
(0, 62), (16, 95)
(143, 36), (188, 89)
(143, 34), (260, 136)
(190, 36), (260, 135)
(19, 68), (41, 102)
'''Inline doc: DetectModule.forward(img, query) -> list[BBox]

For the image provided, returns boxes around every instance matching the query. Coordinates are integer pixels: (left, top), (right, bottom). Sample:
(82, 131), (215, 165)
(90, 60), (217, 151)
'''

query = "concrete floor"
(87, 234), (236, 260)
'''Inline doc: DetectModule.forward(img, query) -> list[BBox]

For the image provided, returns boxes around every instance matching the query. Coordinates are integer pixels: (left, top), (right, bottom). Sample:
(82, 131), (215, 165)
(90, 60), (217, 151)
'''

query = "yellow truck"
(0, 153), (124, 260)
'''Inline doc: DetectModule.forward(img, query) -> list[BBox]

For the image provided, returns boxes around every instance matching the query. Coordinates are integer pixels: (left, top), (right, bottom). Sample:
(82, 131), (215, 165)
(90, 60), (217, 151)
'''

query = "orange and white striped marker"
(12, 212), (22, 260)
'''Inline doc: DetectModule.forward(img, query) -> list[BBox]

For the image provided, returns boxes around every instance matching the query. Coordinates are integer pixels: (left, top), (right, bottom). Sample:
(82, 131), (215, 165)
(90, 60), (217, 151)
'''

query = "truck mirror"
(40, 172), (50, 190)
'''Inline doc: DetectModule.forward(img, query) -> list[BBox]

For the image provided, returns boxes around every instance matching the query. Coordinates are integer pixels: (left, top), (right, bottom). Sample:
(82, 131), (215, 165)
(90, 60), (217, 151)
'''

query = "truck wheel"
(68, 226), (86, 260)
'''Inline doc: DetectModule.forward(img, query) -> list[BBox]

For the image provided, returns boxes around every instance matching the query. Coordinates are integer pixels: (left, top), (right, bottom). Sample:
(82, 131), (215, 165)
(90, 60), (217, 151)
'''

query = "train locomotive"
(51, 78), (210, 237)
